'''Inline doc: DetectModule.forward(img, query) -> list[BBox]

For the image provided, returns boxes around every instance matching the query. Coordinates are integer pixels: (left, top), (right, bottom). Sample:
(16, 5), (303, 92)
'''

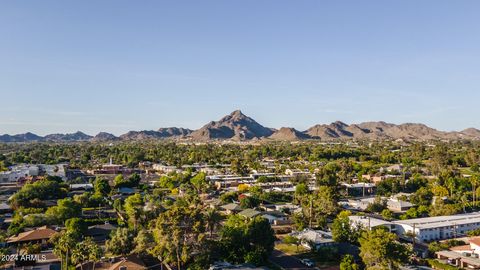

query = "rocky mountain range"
(1, 110), (480, 142)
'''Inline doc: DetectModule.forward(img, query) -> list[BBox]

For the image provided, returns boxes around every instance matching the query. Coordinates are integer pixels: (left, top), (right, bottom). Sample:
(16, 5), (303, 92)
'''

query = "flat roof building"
(393, 212), (480, 243)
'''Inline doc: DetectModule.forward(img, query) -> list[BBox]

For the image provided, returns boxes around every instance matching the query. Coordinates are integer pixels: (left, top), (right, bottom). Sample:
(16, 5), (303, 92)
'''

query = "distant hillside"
(0, 132), (43, 143)
(1, 110), (480, 142)
(44, 131), (93, 142)
(120, 127), (192, 140)
(269, 127), (311, 141)
(92, 132), (118, 142)
(157, 127), (193, 137)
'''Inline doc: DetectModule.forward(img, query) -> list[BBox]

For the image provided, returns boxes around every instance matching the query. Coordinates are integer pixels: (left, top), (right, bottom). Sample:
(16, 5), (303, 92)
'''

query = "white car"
(301, 258), (315, 267)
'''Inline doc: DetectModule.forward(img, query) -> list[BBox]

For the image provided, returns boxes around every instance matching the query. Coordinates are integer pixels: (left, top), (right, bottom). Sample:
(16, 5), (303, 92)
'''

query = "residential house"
(436, 250), (480, 269)
(290, 229), (336, 250)
(285, 169), (311, 177)
(261, 211), (289, 225)
(78, 254), (153, 270)
(85, 223), (117, 243)
(349, 215), (396, 232)
(153, 164), (182, 174)
(220, 203), (243, 215)
(341, 183), (376, 197)
(387, 199), (414, 212)
(7, 226), (56, 247)
(238, 209), (262, 219)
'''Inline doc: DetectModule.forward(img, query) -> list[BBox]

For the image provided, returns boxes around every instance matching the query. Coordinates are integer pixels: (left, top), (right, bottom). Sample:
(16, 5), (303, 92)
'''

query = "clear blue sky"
(1, 1), (480, 135)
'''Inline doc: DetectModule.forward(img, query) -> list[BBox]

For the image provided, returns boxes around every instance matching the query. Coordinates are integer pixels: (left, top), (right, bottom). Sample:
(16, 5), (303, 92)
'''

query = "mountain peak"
(230, 109), (244, 117)
(222, 110), (248, 122)
(190, 110), (274, 140)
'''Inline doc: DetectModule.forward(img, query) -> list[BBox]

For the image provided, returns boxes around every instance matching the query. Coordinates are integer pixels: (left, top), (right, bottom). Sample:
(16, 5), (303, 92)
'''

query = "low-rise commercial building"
(393, 212), (480, 242)
(350, 212), (480, 243)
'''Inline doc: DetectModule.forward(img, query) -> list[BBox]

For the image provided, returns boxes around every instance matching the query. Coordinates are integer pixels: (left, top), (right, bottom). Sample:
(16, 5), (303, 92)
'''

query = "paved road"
(269, 249), (316, 270)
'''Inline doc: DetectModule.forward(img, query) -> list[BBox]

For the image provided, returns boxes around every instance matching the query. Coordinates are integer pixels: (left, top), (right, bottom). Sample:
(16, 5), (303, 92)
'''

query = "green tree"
(133, 229), (155, 257)
(231, 158), (249, 176)
(65, 218), (87, 240)
(340, 254), (359, 270)
(240, 196), (259, 209)
(113, 174), (129, 187)
(257, 176), (269, 183)
(219, 215), (275, 266)
(113, 198), (123, 212)
(124, 194), (144, 231)
(381, 209), (394, 221)
(72, 237), (102, 270)
(51, 230), (77, 270)
(429, 200), (461, 217)
(94, 177), (111, 196)
(10, 179), (67, 209)
(205, 208), (222, 238)
(292, 212), (307, 231)
(157, 175), (176, 189)
(106, 228), (134, 256)
(152, 199), (207, 270)
(359, 228), (411, 270)
(302, 186), (337, 228)
(294, 183), (309, 204)
(220, 191), (239, 204)
(332, 211), (362, 244)
(190, 172), (208, 193)
(46, 198), (82, 223)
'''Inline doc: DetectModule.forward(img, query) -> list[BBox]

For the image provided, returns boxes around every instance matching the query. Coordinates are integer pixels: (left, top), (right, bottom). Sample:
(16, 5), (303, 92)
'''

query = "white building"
(285, 169), (312, 177)
(350, 212), (480, 243)
(0, 164), (66, 183)
(393, 212), (480, 243)
(0, 165), (38, 183)
(387, 199), (414, 212)
(349, 215), (396, 232)
(153, 164), (183, 174)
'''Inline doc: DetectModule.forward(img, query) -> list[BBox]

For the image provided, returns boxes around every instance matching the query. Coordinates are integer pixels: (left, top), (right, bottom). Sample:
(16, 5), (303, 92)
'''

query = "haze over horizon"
(2, 1), (480, 135)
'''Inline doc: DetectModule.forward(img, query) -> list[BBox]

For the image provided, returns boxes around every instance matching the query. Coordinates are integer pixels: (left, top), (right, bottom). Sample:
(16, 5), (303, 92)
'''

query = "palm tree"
(86, 237), (103, 270)
(472, 174), (479, 208)
(460, 193), (469, 213)
(205, 208), (222, 238)
(72, 242), (89, 270)
(51, 231), (76, 270)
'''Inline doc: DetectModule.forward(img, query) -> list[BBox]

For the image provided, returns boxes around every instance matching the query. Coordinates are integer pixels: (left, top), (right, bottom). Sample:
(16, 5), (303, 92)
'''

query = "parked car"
(301, 258), (315, 267)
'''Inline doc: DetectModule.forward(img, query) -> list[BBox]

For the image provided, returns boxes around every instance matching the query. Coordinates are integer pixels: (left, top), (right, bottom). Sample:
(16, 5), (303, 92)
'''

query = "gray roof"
(291, 229), (334, 244)
(387, 199), (414, 209)
(221, 203), (242, 211)
(238, 209), (262, 218)
(262, 210), (286, 218)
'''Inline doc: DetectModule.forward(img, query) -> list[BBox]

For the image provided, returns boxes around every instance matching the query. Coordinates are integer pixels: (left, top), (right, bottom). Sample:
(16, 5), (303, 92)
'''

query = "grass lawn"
(275, 243), (309, 255)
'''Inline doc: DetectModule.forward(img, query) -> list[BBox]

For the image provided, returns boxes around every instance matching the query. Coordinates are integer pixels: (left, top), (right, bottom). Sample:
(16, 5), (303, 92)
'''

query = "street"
(269, 249), (316, 270)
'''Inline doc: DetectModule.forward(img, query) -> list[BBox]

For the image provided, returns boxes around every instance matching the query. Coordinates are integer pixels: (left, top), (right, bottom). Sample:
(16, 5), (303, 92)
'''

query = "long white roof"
(394, 211), (480, 229)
